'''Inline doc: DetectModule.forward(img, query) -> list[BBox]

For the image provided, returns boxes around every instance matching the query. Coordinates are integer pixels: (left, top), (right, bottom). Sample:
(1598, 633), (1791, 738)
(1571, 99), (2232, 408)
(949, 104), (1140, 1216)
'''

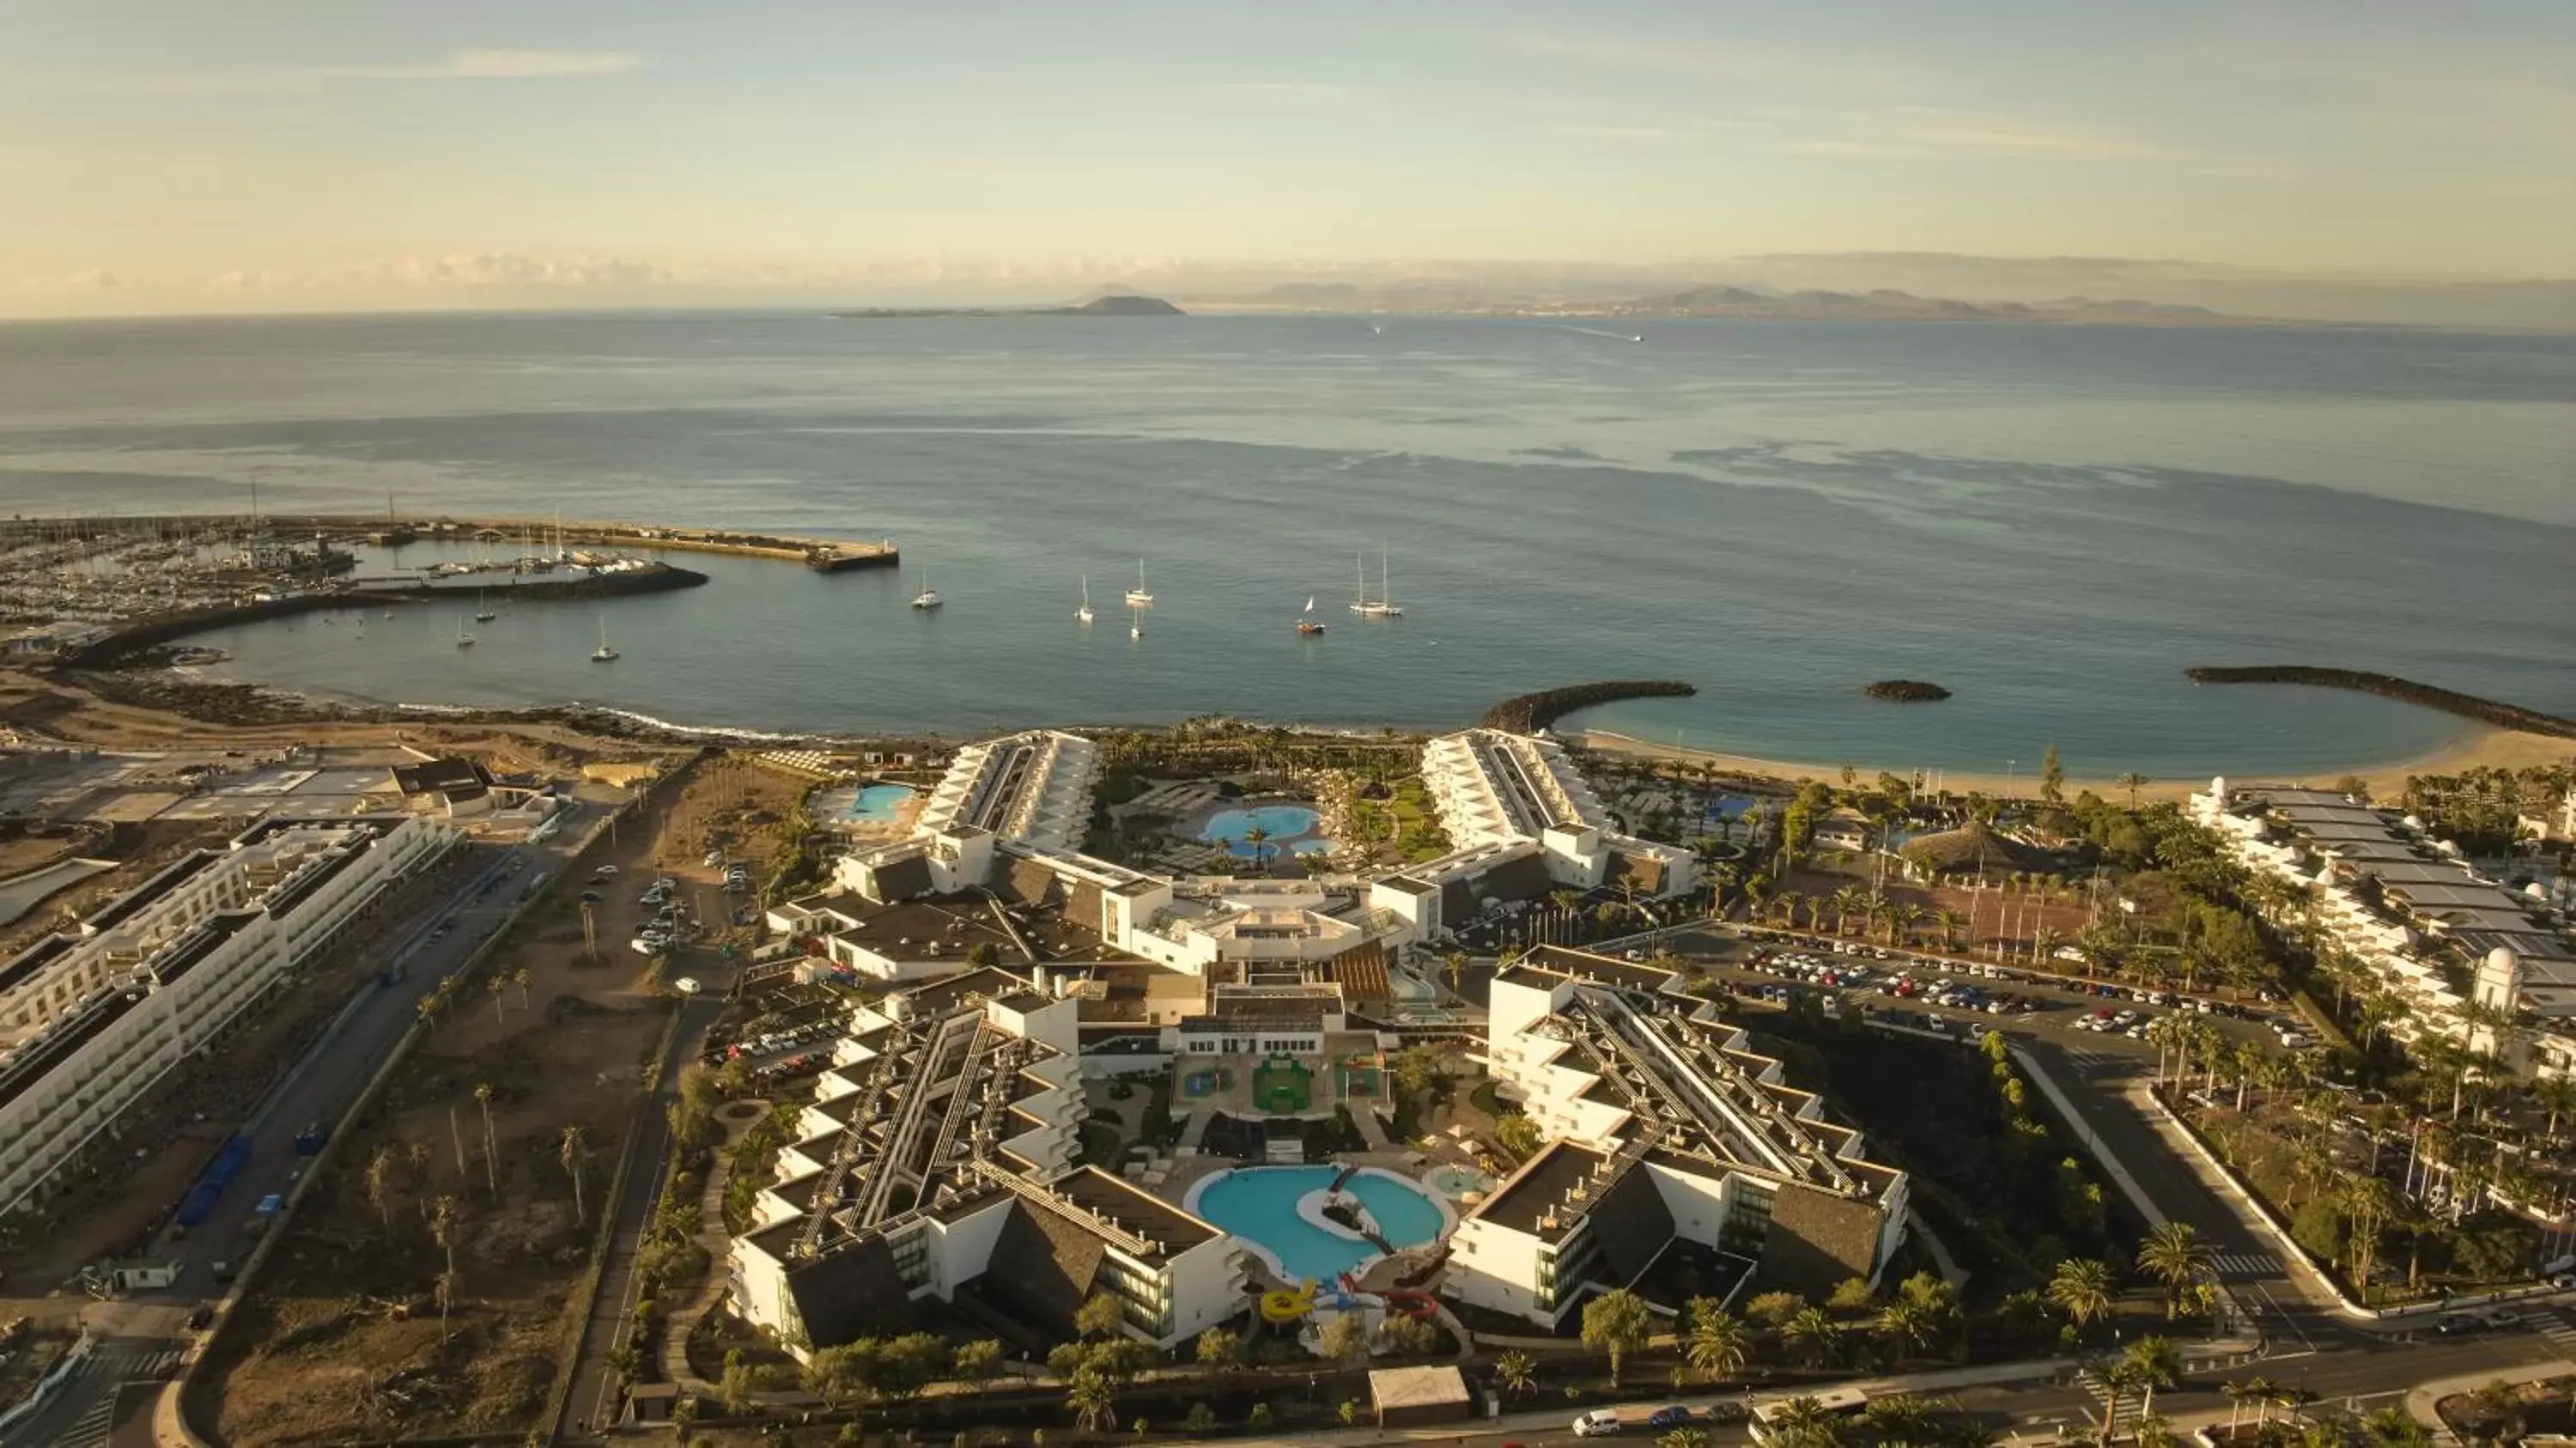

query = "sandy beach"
(1577, 725), (2575, 802)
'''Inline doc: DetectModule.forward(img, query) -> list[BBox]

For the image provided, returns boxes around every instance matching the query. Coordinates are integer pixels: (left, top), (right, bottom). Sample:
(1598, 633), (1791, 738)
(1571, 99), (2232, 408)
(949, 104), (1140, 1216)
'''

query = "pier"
(0, 514), (899, 573)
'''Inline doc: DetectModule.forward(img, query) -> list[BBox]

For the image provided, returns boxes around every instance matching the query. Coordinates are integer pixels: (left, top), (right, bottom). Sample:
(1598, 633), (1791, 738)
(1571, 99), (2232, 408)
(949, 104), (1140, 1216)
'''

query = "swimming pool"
(814, 782), (915, 824)
(1200, 803), (1332, 859)
(1187, 1166), (1447, 1282)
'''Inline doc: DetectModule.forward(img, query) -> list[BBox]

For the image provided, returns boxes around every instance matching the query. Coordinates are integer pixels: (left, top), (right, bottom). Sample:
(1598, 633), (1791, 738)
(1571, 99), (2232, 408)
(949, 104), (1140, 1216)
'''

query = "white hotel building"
(0, 814), (454, 1214)
(729, 965), (1249, 1355)
(787, 727), (1697, 985)
(1449, 947), (1907, 1327)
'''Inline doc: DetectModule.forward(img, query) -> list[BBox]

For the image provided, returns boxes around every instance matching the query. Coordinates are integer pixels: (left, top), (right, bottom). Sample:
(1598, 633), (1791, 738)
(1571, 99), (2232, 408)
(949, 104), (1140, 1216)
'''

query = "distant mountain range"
(1181, 281), (2229, 325)
(827, 293), (1182, 319)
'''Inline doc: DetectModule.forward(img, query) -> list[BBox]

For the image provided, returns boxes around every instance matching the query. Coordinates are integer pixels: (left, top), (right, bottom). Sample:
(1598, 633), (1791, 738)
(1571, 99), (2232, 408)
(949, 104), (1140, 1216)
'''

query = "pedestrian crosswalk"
(2530, 1309), (2576, 1358)
(2208, 1250), (2280, 1279)
(40, 1350), (179, 1448)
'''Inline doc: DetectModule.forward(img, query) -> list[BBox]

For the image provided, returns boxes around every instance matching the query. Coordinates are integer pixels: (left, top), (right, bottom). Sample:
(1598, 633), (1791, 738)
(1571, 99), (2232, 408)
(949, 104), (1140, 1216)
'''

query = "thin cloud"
(1552, 125), (1681, 143)
(1777, 107), (2183, 163)
(1204, 81), (1359, 101)
(69, 49), (644, 95)
(320, 50), (645, 81)
(1504, 29), (1914, 95)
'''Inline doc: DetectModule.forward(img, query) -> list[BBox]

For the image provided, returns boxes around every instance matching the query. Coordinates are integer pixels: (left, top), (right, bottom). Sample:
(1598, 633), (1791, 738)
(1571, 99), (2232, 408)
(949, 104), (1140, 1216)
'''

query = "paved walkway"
(659, 1101), (765, 1389)
(1180, 1102), (1217, 1153)
(1351, 1104), (1392, 1151)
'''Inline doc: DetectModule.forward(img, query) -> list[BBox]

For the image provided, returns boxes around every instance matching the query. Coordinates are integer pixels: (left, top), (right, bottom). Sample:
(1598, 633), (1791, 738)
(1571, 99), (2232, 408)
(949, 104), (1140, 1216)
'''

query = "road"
(0, 803), (609, 1448)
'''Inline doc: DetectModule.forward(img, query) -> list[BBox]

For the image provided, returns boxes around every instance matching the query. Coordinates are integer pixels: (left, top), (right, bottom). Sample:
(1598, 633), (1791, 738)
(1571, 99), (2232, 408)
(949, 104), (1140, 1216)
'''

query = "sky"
(2, 0), (2570, 316)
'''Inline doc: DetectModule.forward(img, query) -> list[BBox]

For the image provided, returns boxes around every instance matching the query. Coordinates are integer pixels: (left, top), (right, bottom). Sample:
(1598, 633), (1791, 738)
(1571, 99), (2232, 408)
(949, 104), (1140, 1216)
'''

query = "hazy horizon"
(5, 1), (2568, 322)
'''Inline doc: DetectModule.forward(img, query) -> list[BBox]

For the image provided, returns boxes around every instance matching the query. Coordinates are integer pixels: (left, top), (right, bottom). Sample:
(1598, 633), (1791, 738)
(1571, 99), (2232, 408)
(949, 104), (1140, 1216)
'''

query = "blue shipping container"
(174, 1181), (222, 1227)
(202, 1134), (253, 1193)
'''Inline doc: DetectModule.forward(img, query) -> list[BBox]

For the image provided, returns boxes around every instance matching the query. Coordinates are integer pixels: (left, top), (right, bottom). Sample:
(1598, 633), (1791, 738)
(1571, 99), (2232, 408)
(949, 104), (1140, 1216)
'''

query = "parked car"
(1573, 1409), (1625, 1438)
(1648, 1407), (1695, 1429)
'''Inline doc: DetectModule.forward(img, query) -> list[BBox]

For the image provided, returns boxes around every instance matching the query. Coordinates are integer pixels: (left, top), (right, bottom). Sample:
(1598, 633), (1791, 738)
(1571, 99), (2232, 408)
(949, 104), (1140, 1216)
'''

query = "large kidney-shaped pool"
(1199, 804), (1333, 859)
(1186, 1165), (1448, 1282)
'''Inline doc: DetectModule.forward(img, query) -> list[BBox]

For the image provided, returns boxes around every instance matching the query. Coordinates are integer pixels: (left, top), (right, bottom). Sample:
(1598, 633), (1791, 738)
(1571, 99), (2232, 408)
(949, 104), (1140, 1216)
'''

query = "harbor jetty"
(58, 563), (708, 669)
(2186, 666), (2576, 739)
(0, 514), (899, 573)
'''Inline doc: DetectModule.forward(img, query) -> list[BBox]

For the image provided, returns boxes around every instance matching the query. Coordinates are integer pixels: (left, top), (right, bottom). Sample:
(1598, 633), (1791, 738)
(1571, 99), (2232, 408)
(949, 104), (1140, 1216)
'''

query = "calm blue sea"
(1, 310), (2568, 777)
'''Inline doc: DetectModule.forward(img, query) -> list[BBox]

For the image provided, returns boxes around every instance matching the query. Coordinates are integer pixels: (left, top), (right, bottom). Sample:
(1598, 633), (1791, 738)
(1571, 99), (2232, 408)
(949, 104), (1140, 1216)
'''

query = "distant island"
(1183, 280), (2233, 325)
(828, 294), (1183, 319)
(1864, 679), (1953, 703)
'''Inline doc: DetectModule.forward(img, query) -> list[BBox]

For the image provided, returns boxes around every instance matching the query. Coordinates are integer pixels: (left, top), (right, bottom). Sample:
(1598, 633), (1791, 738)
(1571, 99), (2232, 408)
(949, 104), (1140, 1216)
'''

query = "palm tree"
(1242, 824), (1270, 871)
(1762, 1396), (1848, 1448)
(2030, 924), (2063, 969)
(1935, 909), (1967, 955)
(1888, 901), (1925, 949)
(1830, 886), (1864, 937)
(1783, 1305), (1844, 1368)
(513, 966), (533, 1012)
(364, 1144), (404, 1236)
(473, 1082), (499, 1198)
(2117, 773), (2149, 807)
(486, 973), (507, 1025)
(2046, 1256), (2115, 1337)
(559, 1124), (588, 1225)
(1066, 1367), (1117, 1433)
(1862, 1396), (1937, 1447)
(1684, 1300), (1750, 1382)
(1874, 1299), (1941, 1362)
(2136, 1221), (2212, 1317)
(1493, 1349), (1537, 1401)
(2121, 1336), (2184, 1422)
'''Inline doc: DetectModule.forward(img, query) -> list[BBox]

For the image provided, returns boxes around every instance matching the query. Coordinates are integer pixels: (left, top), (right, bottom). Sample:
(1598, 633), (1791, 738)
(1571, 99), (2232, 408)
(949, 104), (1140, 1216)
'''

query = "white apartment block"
(731, 965), (1249, 1355)
(1370, 729), (1698, 943)
(2193, 778), (2576, 1069)
(0, 815), (454, 1214)
(1449, 946), (1906, 1327)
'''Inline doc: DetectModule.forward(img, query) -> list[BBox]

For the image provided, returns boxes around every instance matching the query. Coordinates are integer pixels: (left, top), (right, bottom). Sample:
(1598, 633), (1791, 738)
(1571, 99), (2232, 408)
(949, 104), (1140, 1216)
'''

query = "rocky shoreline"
(1863, 678), (1952, 702)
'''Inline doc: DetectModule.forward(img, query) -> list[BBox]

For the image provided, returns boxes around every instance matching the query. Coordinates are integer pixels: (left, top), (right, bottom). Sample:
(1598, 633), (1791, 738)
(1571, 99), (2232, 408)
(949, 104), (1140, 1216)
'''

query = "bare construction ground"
(192, 763), (769, 1445)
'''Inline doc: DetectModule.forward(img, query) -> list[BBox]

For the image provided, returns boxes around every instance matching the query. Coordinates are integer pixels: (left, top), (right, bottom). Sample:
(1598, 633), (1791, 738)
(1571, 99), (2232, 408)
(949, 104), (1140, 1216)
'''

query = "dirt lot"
(1780, 865), (2098, 958)
(197, 764), (762, 1445)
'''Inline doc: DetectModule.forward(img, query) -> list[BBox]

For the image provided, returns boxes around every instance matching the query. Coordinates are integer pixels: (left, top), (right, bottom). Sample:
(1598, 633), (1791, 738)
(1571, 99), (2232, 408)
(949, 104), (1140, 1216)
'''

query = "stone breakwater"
(2185, 666), (2576, 739)
(1483, 680), (1696, 733)
(58, 564), (708, 669)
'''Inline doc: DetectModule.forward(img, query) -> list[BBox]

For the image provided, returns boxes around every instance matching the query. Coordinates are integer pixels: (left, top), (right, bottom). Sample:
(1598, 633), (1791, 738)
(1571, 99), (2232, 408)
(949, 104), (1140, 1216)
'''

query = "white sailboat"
(1349, 550), (1402, 618)
(1297, 596), (1325, 636)
(1077, 575), (1094, 625)
(591, 616), (619, 662)
(473, 588), (495, 623)
(911, 569), (943, 610)
(454, 616), (476, 649)
(1124, 559), (1155, 606)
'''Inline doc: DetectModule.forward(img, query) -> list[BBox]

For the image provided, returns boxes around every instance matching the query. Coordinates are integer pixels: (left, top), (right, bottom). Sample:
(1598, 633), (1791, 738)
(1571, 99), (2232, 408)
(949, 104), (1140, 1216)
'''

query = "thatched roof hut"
(1899, 819), (2045, 877)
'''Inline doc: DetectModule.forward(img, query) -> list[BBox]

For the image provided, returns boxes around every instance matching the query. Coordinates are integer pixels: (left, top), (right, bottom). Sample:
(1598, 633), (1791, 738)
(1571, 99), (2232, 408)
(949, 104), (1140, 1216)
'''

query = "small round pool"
(1200, 804), (1332, 860)
(1188, 1165), (1448, 1282)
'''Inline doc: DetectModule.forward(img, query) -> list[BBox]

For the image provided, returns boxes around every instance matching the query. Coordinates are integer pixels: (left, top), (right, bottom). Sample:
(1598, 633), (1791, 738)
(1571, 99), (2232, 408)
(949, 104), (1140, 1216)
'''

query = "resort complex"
(719, 724), (1941, 1364)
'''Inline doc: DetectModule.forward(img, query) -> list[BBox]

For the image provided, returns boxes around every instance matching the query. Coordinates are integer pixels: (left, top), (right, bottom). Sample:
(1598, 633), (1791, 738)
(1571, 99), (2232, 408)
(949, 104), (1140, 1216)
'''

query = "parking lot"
(1632, 923), (2302, 1057)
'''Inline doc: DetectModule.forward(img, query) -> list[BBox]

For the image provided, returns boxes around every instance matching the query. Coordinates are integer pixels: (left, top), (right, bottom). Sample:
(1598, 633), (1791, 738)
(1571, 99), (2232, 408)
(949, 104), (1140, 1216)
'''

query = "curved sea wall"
(2186, 666), (2576, 740)
(58, 564), (708, 668)
(1484, 680), (1696, 733)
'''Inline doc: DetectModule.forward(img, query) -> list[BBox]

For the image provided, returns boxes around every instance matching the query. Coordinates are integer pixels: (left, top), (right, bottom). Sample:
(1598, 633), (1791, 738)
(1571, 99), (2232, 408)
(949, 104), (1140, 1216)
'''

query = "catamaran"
(911, 570), (943, 610)
(591, 617), (619, 662)
(1124, 559), (1154, 606)
(1349, 551), (1402, 618)
(1077, 575), (1094, 625)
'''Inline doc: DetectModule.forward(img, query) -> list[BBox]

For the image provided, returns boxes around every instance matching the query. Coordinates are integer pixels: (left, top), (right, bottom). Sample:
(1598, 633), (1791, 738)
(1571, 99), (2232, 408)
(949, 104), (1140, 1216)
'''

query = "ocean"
(1, 309), (2568, 778)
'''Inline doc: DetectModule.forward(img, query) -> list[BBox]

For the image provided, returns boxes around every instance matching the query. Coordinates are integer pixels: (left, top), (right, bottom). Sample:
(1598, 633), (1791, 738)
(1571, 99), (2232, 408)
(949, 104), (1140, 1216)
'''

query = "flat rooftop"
(1470, 1140), (1612, 1243)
